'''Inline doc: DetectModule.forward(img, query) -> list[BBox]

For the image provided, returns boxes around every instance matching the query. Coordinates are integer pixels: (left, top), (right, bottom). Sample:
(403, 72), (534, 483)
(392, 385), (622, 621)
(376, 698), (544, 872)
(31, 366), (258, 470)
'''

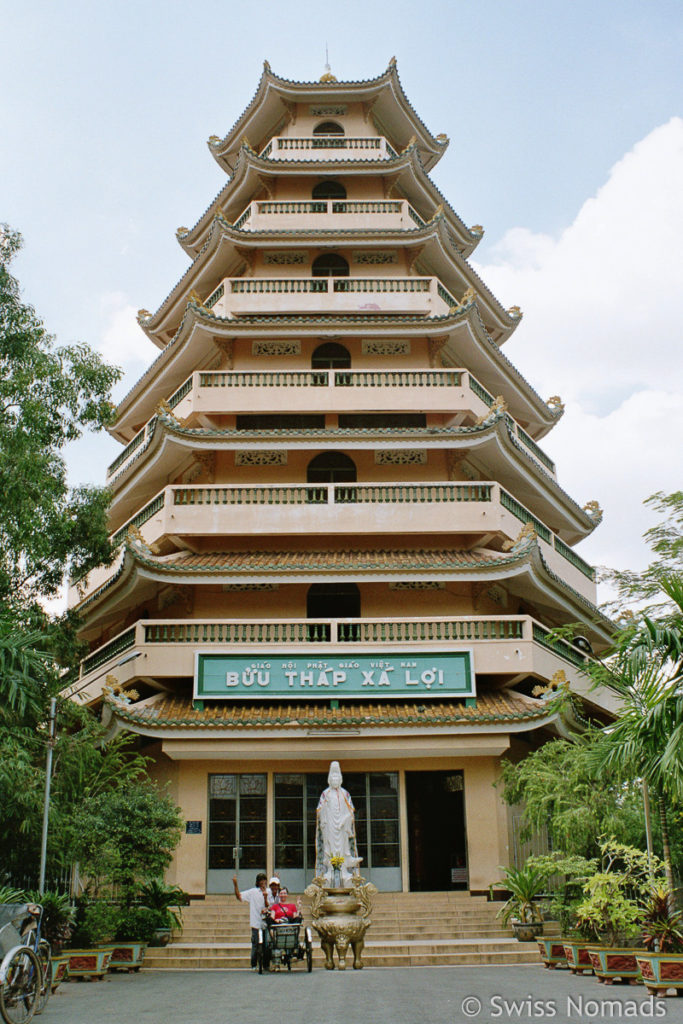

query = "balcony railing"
(107, 368), (555, 482)
(201, 274), (453, 319)
(102, 479), (594, 593)
(259, 136), (398, 162)
(72, 614), (595, 685)
(229, 199), (426, 232)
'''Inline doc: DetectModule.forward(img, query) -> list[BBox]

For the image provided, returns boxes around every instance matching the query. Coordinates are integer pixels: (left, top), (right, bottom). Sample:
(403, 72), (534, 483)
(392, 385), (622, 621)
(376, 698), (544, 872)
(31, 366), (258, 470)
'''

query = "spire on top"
(320, 44), (337, 83)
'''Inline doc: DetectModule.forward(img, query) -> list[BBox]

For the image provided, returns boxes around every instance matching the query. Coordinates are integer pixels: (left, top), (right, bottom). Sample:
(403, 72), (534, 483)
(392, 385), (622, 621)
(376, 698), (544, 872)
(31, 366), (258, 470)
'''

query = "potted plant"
(574, 839), (659, 984)
(138, 879), (188, 946)
(525, 852), (597, 970)
(495, 863), (546, 941)
(107, 905), (157, 972)
(63, 895), (119, 980)
(636, 886), (683, 997)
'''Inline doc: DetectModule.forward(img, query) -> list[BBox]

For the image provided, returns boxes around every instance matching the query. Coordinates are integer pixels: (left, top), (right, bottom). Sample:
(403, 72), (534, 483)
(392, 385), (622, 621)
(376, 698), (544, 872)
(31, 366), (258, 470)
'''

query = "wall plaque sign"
(195, 651), (474, 700)
(185, 820), (202, 834)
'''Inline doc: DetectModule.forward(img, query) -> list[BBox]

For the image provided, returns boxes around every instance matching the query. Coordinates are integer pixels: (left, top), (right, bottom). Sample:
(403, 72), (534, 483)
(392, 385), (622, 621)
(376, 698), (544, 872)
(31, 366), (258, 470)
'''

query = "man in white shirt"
(232, 872), (269, 970)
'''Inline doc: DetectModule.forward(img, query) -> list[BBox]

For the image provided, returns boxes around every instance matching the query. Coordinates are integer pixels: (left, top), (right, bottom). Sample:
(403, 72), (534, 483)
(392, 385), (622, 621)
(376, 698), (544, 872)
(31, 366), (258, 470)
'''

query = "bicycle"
(0, 904), (50, 1024)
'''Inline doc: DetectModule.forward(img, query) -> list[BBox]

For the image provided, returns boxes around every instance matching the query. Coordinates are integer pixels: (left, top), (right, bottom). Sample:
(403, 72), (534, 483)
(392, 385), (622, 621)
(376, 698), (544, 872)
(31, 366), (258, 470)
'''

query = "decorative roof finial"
(320, 43), (337, 83)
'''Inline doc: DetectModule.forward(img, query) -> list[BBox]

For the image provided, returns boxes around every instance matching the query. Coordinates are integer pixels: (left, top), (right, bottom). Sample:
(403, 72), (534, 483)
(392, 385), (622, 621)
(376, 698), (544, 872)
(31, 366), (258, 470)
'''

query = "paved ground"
(43, 966), (683, 1024)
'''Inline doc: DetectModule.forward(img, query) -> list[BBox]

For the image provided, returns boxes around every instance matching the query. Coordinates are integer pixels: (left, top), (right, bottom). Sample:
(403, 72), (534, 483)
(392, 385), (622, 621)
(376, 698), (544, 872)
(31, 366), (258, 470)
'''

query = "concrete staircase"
(145, 892), (543, 970)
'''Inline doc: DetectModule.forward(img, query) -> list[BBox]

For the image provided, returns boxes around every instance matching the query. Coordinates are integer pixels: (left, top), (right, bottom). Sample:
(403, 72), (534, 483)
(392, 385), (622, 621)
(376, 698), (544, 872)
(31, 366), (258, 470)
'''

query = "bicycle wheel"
(34, 942), (50, 1015)
(0, 946), (40, 1024)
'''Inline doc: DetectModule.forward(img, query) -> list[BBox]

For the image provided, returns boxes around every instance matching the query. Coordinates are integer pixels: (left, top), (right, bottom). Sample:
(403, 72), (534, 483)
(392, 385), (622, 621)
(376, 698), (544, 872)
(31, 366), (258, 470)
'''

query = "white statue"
(315, 761), (362, 886)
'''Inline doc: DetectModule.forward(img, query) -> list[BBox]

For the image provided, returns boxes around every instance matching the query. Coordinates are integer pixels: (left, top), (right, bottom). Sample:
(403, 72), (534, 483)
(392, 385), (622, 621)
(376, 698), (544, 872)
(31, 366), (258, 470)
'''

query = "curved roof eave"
(178, 145), (478, 260)
(101, 691), (558, 740)
(208, 60), (448, 176)
(112, 304), (560, 442)
(107, 414), (596, 542)
(143, 212), (513, 345)
(75, 535), (609, 641)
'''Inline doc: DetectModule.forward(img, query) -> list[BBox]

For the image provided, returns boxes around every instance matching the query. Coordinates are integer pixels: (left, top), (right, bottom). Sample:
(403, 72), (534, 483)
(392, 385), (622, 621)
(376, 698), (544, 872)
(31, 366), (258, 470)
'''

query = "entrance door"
(207, 774), (267, 892)
(406, 771), (468, 891)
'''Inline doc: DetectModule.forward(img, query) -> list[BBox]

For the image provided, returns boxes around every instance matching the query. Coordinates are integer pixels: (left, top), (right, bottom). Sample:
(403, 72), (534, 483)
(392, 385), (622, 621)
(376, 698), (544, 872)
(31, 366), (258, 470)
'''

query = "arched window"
(312, 121), (344, 136)
(312, 180), (347, 201)
(312, 253), (349, 278)
(306, 451), (357, 483)
(307, 583), (360, 621)
(311, 342), (351, 369)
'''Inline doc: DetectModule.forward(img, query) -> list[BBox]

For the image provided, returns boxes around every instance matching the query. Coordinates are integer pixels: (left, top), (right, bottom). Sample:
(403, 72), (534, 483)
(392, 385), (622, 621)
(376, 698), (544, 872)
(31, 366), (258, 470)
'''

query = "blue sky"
(2, 0), (682, 597)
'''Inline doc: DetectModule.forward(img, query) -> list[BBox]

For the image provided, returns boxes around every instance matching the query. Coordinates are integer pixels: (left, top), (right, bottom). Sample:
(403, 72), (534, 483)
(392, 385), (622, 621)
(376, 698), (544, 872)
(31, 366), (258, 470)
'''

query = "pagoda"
(68, 60), (615, 897)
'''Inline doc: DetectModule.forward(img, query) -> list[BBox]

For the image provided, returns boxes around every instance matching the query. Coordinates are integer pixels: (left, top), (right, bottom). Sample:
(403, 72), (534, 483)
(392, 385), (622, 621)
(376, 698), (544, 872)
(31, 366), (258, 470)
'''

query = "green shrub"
(70, 896), (119, 946)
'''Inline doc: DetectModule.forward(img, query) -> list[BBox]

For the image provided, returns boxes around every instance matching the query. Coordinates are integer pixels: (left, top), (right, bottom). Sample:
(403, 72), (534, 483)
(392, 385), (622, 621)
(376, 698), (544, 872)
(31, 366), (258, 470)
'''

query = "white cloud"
(474, 118), (683, 586)
(97, 292), (157, 401)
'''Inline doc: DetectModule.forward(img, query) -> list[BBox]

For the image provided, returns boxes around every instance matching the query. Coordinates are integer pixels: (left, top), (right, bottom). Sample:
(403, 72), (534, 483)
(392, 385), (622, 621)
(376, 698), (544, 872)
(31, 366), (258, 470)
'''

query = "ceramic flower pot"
(537, 937), (568, 968)
(587, 946), (644, 984)
(563, 940), (594, 974)
(107, 941), (148, 972)
(635, 952), (683, 996)
(63, 948), (112, 981)
(49, 954), (70, 992)
(512, 921), (543, 942)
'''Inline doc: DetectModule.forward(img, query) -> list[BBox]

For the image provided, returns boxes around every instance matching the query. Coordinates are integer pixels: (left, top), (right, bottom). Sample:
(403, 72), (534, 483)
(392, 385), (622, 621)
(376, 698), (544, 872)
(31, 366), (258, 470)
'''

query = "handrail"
(107, 367), (556, 484)
(75, 614), (593, 679)
(102, 478), (593, 583)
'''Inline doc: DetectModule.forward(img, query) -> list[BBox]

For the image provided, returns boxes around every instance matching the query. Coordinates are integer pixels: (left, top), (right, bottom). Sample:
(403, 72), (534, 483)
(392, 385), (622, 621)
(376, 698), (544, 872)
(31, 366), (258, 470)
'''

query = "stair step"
(165, 891), (542, 968)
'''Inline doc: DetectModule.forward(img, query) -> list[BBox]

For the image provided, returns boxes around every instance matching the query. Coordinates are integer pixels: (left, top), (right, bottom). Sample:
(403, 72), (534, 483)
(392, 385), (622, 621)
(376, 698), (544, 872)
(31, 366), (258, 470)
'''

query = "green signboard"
(194, 651), (474, 700)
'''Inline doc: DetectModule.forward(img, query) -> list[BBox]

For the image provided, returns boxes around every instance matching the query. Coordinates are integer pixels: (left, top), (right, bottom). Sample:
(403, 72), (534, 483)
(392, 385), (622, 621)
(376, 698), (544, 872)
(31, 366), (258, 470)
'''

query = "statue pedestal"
(304, 878), (377, 970)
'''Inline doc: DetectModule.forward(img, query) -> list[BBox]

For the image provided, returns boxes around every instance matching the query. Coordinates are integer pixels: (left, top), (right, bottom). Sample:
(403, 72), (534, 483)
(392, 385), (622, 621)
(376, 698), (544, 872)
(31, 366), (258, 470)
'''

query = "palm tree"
(0, 617), (55, 719)
(588, 576), (683, 898)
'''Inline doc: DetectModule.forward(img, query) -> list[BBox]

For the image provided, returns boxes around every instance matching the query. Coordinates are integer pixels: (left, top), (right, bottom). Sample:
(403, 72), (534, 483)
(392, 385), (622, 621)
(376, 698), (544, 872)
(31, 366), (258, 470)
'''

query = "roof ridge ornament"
(449, 286), (476, 316)
(501, 522), (537, 552)
(582, 500), (604, 524)
(532, 669), (568, 699)
(507, 305), (523, 320)
(208, 135), (221, 147)
(475, 394), (508, 427)
(136, 308), (151, 323)
(388, 56), (397, 68)
(189, 287), (207, 309)
(546, 395), (565, 417)
(470, 224), (484, 238)
(102, 675), (140, 704)
(126, 523), (154, 556)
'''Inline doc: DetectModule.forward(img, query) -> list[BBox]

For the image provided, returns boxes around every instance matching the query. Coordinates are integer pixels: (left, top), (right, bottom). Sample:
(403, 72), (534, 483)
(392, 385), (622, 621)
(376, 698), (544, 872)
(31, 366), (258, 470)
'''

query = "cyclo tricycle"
(0, 903), (51, 1024)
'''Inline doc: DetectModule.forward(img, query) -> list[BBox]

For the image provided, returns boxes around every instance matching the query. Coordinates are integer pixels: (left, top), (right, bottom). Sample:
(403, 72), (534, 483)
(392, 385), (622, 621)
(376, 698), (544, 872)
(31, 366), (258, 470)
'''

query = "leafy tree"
(70, 780), (183, 902)
(602, 491), (683, 616)
(586, 576), (683, 897)
(0, 225), (146, 887)
(0, 223), (120, 617)
(499, 730), (648, 860)
(0, 698), (152, 880)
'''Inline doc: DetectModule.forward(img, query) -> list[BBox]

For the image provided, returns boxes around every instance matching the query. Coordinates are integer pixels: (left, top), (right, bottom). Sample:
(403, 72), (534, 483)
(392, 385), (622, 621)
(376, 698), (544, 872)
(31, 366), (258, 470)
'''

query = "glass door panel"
(207, 773), (267, 892)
